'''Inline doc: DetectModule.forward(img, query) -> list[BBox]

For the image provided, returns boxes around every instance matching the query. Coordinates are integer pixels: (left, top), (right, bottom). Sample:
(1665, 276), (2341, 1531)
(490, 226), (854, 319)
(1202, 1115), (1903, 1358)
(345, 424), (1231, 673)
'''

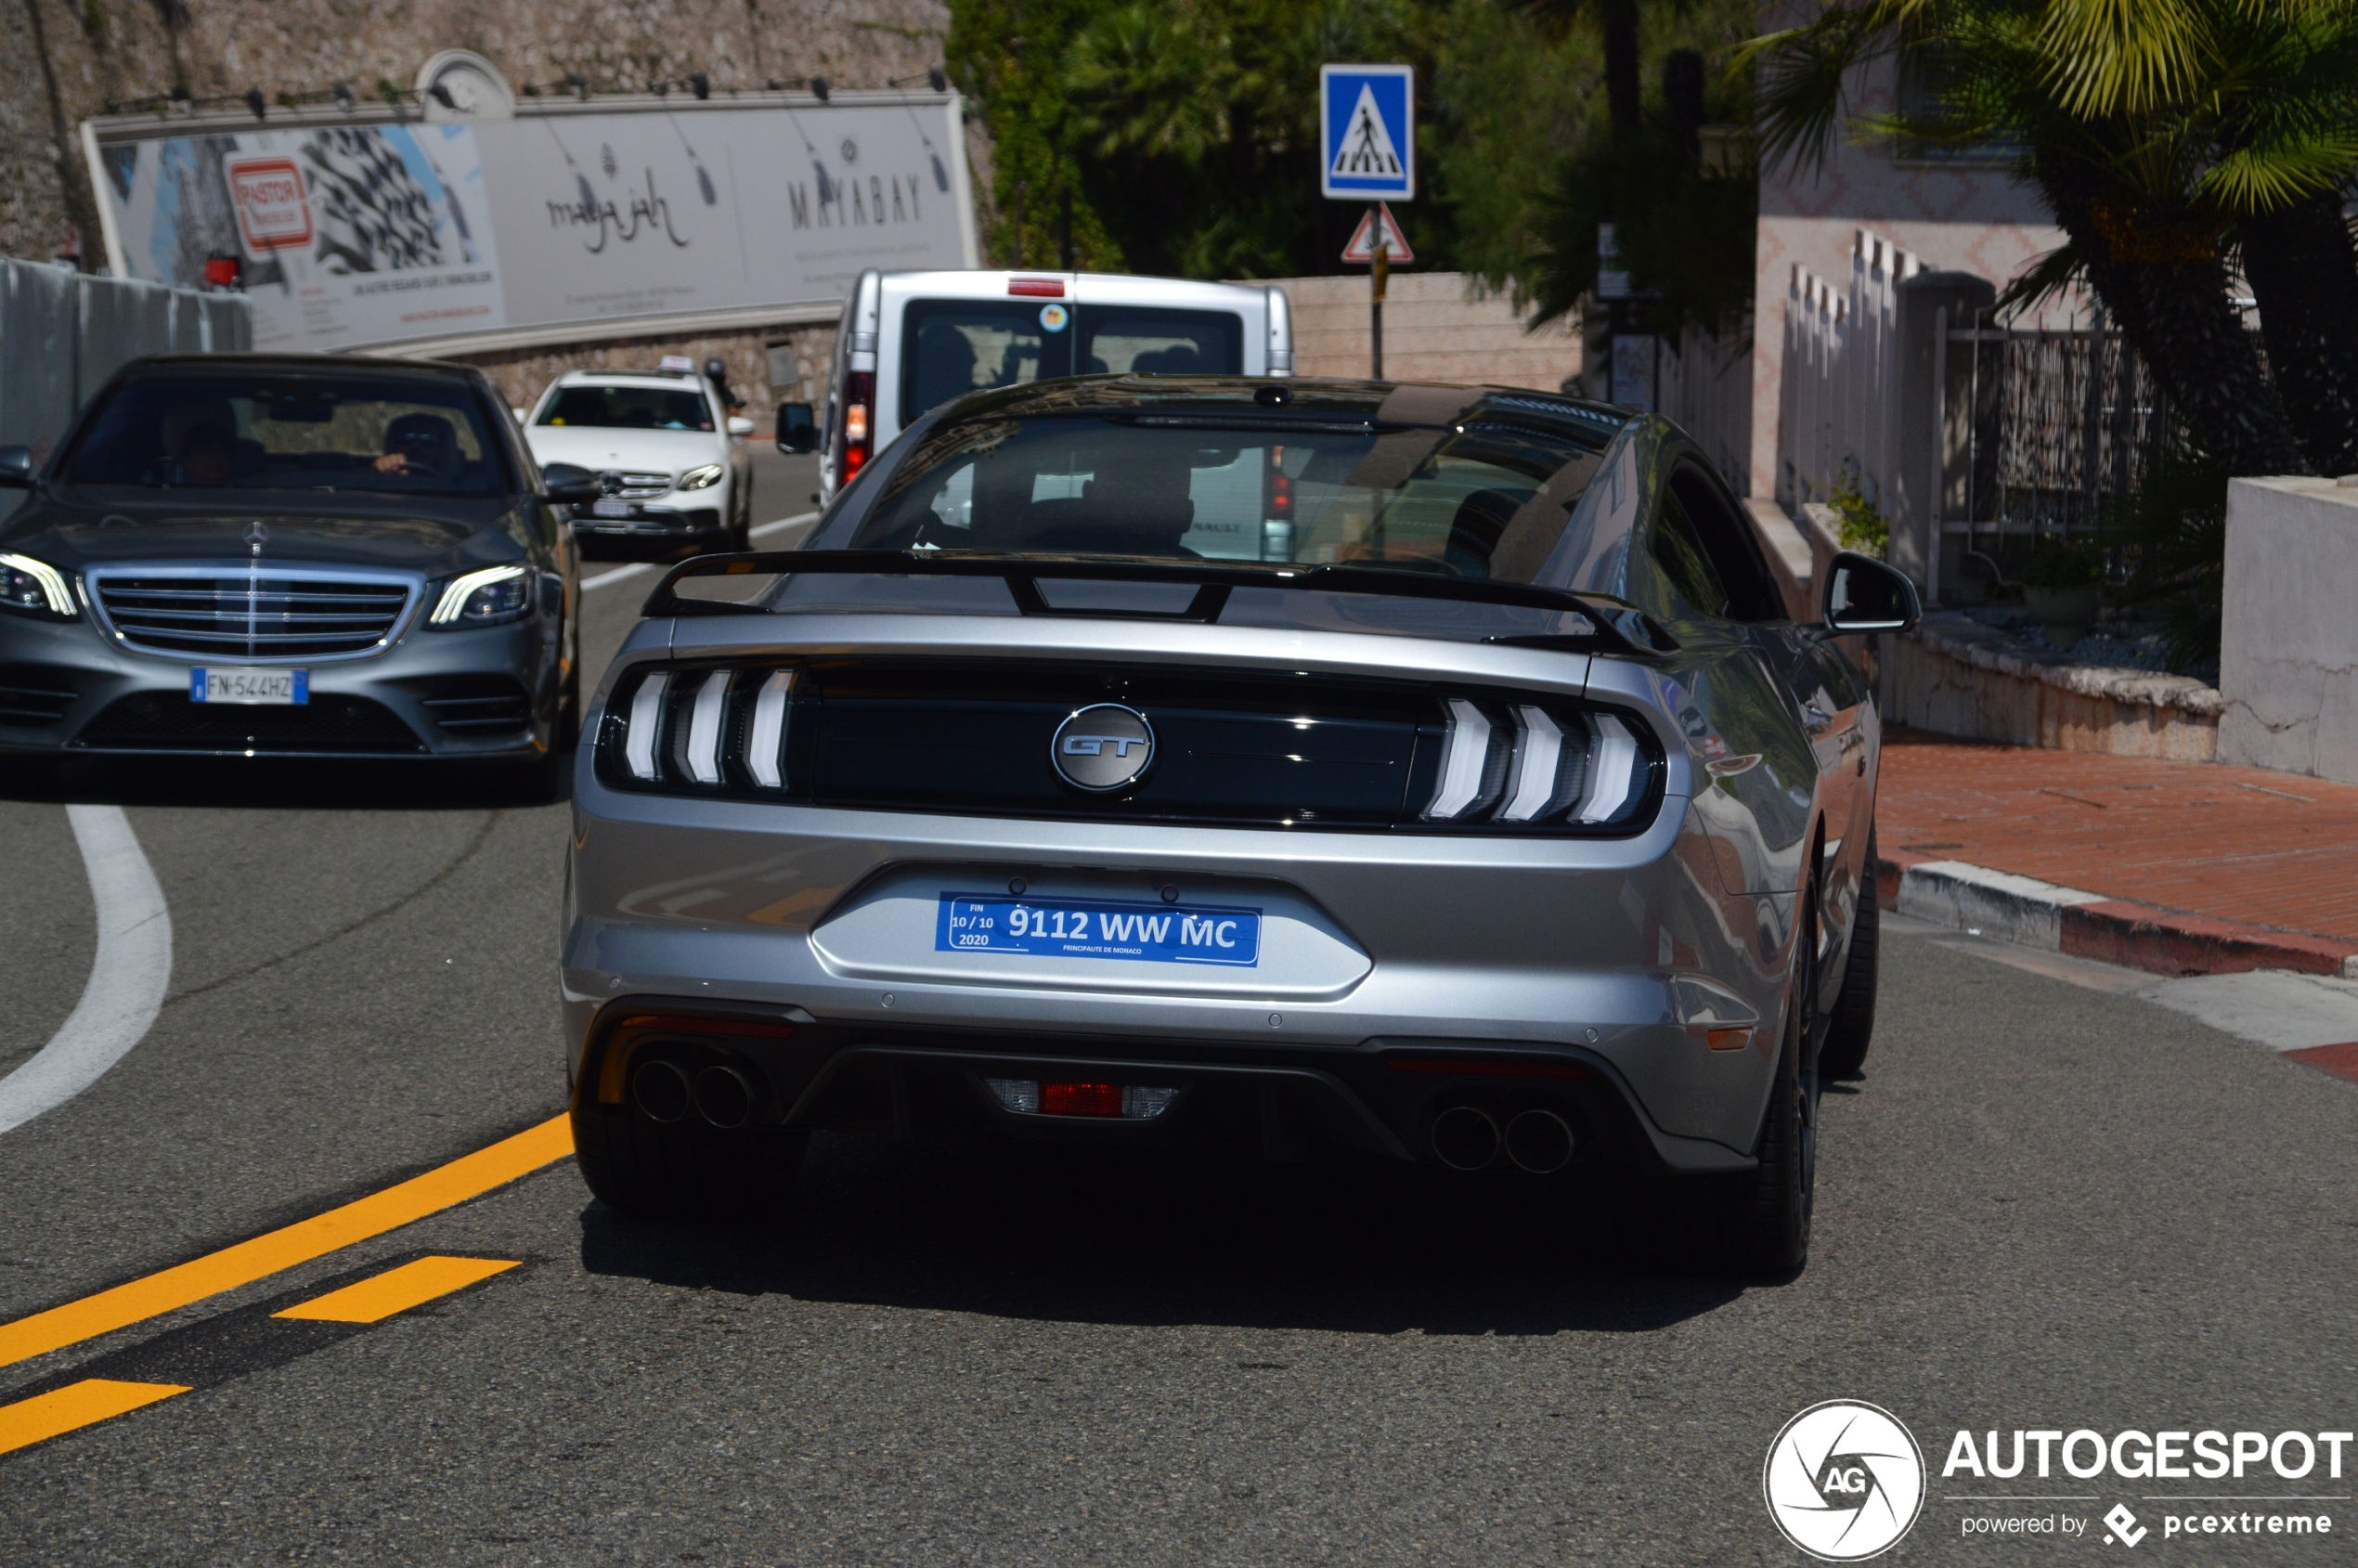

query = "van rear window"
(899, 302), (1245, 425)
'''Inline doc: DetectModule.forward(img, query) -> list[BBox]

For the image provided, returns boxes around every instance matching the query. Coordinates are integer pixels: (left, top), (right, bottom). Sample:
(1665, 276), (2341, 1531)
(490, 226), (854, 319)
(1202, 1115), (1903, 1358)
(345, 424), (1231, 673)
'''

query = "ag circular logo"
(1762, 1400), (1925, 1561)
(1052, 704), (1154, 793)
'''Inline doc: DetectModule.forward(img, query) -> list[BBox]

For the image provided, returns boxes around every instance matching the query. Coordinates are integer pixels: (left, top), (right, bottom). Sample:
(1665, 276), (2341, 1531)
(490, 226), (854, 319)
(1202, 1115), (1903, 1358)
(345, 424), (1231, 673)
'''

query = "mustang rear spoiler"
(641, 550), (1674, 655)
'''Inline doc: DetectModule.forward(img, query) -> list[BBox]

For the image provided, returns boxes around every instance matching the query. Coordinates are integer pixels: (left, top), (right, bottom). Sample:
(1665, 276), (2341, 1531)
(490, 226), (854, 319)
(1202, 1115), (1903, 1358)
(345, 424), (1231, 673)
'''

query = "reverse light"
(430, 564), (533, 627)
(0, 552), (75, 617)
(677, 463), (726, 491)
(986, 1079), (1177, 1119)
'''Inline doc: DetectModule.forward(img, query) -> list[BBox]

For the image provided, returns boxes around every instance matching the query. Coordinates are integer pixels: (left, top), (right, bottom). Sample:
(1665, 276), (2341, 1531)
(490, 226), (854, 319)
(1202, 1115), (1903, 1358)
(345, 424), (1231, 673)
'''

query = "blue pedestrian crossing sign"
(1320, 64), (1415, 201)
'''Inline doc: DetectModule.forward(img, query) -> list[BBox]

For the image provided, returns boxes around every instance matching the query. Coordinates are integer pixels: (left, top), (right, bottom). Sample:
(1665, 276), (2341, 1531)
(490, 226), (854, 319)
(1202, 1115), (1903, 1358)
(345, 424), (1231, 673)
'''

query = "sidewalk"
(1873, 728), (2358, 980)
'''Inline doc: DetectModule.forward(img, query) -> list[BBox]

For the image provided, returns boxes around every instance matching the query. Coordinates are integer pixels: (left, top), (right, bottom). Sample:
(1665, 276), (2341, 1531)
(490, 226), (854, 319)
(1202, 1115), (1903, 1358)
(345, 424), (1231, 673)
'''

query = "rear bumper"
(0, 608), (560, 759)
(568, 1002), (1716, 1173)
(563, 768), (1797, 1173)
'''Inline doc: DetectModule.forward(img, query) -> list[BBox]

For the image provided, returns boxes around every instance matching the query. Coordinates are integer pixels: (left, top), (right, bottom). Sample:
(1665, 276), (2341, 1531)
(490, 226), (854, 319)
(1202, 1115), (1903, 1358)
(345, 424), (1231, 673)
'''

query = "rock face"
(4, 0), (945, 411)
(2218, 476), (2358, 784)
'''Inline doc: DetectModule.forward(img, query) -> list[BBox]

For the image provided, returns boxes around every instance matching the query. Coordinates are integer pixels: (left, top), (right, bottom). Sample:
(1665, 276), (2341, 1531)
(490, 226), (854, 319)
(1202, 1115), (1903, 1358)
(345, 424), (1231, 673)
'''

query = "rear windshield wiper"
(642, 550), (1665, 654)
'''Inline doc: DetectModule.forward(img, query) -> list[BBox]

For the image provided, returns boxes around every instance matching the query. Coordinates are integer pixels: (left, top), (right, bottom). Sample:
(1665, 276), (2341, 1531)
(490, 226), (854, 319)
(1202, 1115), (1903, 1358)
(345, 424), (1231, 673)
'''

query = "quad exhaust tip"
(632, 1058), (692, 1123)
(630, 1058), (756, 1129)
(1504, 1108), (1576, 1173)
(1431, 1105), (1577, 1173)
(1431, 1106), (1500, 1171)
(693, 1064), (754, 1129)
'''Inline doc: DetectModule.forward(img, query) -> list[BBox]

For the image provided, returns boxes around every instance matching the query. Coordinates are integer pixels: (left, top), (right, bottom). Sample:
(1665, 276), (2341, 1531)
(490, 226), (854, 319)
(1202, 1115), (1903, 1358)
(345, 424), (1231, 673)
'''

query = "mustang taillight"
(1421, 700), (1652, 829)
(604, 664), (797, 793)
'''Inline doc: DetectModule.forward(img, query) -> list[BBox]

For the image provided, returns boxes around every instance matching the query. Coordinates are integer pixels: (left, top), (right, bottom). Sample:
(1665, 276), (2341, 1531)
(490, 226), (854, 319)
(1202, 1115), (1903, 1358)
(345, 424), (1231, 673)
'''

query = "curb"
(1875, 849), (2358, 981)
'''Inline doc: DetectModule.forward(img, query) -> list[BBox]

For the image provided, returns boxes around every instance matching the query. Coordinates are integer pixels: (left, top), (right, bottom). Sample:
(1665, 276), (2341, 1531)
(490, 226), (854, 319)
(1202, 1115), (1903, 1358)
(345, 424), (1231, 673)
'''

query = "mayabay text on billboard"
(84, 90), (978, 355)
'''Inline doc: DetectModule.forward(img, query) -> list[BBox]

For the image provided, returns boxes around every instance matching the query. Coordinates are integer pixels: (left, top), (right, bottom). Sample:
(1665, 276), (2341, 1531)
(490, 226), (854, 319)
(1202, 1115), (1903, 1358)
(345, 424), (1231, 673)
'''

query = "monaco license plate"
(190, 667), (307, 706)
(935, 893), (1261, 966)
(591, 499), (633, 518)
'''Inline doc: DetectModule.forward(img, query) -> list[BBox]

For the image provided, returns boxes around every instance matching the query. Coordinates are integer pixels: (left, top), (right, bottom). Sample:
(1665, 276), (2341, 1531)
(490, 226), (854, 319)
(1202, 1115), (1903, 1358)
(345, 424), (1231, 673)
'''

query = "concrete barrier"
(2218, 476), (2358, 784)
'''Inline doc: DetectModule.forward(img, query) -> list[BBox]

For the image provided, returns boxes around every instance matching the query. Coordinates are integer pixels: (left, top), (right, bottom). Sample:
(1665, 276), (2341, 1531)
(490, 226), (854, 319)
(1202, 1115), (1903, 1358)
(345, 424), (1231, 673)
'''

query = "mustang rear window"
(850, 413), (1603, 585)
(62, 375), (509, 497)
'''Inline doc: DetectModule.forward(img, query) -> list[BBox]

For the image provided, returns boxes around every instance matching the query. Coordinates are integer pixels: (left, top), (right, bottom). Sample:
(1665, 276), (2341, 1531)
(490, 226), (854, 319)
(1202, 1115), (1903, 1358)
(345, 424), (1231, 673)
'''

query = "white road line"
(0, 807), (173, 1134)
(579, 512), (819, 592)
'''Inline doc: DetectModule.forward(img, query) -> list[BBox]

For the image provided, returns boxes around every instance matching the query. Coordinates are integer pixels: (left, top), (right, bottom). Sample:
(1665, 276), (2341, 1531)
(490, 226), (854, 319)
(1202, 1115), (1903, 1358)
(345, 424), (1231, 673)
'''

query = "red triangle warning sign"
(1340, 203), (1414, 265)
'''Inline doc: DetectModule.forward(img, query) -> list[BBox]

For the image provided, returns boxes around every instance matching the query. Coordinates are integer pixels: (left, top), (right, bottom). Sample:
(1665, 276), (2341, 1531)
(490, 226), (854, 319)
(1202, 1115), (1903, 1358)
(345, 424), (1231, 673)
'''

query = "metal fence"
(1942, 312), (2173, 545)
(0, 260), (251, 469)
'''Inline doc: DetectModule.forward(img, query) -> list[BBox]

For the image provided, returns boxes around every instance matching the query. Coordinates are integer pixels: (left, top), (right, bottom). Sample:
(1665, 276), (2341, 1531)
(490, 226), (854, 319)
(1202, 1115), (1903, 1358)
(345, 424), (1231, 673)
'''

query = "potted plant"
(2018, 538), (2105, 649)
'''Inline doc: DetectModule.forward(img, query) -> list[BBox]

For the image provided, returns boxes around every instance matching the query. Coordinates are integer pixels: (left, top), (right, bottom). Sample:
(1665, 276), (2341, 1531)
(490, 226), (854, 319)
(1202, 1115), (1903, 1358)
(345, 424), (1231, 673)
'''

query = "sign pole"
(1370, 209), (1387, 380)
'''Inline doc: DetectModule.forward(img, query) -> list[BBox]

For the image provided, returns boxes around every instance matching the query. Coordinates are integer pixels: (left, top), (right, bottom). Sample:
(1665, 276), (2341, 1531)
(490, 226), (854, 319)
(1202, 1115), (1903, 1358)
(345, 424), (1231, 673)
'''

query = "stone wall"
(1262, 272), (1582, 391)
(1881, 613), (2221, 761)
(2218, 476), (2358, 784)
(3, 0), (948, 267)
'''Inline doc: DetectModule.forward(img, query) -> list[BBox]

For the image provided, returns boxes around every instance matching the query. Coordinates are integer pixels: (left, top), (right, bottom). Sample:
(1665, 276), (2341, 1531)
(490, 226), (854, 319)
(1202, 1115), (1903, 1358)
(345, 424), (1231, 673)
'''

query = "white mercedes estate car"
(524, 363), (755, 558)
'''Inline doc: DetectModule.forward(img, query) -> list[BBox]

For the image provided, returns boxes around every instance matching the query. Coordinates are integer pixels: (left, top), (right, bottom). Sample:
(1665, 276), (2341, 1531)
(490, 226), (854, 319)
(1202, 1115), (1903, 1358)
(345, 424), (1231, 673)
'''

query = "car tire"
(573, 1098), (810, 1219)
(1724, 895), (1819, 1276)
(1818, 834), (1880, 1081)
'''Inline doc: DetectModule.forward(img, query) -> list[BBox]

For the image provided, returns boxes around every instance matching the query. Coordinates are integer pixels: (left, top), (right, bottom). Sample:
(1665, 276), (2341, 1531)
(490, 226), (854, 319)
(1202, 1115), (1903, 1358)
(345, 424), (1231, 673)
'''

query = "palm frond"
(1744, 6), (1897, 175)
(1992, 240), (2089, 318)
(2035, 0), (2215, 118)
(2202, 129), (2358, 211)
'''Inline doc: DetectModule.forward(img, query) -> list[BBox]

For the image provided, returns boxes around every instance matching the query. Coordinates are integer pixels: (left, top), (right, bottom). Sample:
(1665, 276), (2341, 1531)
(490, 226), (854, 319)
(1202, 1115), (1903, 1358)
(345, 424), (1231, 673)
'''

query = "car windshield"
(63, 375), (508, 497)
(850, 411), (1603, 582)
(538, 384), (714, 432)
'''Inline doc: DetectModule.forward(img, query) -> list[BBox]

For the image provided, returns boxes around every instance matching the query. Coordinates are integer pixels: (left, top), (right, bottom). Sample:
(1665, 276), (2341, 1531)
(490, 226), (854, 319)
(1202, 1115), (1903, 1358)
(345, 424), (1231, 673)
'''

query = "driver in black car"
(373, 412), (460, 480)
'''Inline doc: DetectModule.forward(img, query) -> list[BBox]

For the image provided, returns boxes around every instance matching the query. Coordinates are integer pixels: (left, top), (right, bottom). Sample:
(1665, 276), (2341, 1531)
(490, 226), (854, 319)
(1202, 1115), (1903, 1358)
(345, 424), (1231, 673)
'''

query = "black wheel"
(729, 476), (752, 551)
(574, 1097), (809, 1218)
(1725, 894), (1820, 1276)
(1819, 833), (1880, 1080)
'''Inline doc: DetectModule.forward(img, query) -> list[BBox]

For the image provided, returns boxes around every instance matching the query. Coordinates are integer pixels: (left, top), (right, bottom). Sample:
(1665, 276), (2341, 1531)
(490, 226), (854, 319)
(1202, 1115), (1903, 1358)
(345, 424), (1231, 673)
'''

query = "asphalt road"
(1, 472), (2352, 1561)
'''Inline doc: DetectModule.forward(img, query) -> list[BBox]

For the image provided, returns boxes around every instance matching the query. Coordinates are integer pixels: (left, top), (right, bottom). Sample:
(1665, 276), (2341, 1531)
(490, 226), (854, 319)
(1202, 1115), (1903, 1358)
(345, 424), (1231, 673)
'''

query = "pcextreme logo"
(1764, 1400), (1929, 1561)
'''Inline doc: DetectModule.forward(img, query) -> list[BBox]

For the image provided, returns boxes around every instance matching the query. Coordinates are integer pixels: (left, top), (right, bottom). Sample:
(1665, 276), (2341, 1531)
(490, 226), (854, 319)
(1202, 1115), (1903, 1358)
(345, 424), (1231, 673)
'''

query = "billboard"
(86, 94), (975, 354)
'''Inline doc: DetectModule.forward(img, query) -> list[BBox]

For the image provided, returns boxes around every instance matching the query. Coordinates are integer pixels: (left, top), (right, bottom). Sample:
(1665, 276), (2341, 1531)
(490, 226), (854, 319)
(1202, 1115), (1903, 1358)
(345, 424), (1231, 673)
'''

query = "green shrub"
(1827, 462), (1888, 557)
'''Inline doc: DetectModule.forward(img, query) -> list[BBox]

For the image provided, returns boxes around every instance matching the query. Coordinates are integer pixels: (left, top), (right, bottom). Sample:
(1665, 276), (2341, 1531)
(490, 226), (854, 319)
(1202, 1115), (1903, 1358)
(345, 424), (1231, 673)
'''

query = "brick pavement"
(1876, 727), (2358, 949)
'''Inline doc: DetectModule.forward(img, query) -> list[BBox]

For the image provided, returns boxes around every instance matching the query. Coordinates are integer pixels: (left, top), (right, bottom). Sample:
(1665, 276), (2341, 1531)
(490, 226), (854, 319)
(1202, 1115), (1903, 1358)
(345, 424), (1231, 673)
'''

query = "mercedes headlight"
(677, 463), (727, 491)
(0, 552), (75, 618)
(429, 564), (534, 628)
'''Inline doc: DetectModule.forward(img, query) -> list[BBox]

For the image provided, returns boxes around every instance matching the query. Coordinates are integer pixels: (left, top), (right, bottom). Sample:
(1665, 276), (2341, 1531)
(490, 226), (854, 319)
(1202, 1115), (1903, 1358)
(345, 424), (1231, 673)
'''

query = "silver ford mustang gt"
(562, 376), (1918, 1271)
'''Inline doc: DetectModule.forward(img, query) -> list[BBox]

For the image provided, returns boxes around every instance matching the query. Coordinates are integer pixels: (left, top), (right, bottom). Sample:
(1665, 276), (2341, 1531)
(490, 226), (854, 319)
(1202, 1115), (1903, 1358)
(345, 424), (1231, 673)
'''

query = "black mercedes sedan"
(0, 354), (596, 779)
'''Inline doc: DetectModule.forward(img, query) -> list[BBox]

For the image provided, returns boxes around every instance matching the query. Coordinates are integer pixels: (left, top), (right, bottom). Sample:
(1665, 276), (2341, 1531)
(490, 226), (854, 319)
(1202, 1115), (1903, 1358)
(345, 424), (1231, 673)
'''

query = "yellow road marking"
(0, 1114), (572, 1370)
(275, 1255), (521, 1325)
(0, 1379), (189, 1457)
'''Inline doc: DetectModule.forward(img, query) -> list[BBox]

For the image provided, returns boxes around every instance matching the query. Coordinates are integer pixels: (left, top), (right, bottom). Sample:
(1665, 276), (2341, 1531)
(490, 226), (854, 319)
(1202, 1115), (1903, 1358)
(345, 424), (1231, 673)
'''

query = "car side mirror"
(539, 461), (602, 504)
(726, 415), (756, 438)
(0, 446), (33, 489)
(776, 402), (817, 454)
(1820, 551), (1922, 635)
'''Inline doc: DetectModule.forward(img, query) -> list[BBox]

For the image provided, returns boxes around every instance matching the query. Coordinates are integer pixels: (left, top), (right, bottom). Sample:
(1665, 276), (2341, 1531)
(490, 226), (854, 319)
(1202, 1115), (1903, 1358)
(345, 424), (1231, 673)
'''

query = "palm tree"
(1747, 0), (2358, 476)
(1522, 0), (1648, 136)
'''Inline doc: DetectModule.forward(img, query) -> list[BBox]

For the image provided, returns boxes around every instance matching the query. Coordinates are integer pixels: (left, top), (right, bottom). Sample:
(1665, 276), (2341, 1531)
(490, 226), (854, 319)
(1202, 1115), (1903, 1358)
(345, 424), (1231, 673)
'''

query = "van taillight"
(842, 369), (874, 480)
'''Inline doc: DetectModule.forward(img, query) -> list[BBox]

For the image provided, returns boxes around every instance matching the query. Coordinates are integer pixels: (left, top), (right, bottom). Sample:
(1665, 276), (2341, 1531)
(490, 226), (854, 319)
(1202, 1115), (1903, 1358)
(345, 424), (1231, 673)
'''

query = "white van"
(779, 269), (1294, 500)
